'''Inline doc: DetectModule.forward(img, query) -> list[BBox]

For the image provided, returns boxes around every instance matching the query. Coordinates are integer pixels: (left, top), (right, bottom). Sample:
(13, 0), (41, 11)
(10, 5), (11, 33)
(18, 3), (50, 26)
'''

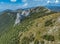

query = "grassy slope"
(19, 13), (60, 44)
(0, 12), (16, 44)
(0, 7), (60, 44)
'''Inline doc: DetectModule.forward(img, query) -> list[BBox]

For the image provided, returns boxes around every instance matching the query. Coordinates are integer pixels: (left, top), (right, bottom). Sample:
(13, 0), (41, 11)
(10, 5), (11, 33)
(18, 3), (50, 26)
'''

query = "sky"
(0, 0), (60, 11)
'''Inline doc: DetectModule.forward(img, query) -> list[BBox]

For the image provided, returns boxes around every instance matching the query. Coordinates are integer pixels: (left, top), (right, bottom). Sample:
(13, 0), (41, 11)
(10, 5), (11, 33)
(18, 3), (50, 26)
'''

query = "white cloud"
(23, 3), (28, 7)
(47, 0), (50, 3)
(22, 0), (27, 2)
(55, 0), (59, 3)
(10, 0), (17, 2)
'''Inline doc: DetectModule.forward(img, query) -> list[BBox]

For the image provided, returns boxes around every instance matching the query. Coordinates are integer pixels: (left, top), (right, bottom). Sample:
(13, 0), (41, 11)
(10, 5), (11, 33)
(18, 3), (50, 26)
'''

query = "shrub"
(45, 19), (53, 26)
(29, 34), (35, 42)
(34, 39), (39, 44)
(41, 41), (44, 44)
(42, 35), (55, 41)
(21, 37), (30, 44)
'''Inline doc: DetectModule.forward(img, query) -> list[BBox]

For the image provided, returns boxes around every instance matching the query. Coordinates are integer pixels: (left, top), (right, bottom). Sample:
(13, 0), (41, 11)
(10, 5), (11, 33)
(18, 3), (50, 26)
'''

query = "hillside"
(0, 6), (60, 44)
(0, 12), (16, 36)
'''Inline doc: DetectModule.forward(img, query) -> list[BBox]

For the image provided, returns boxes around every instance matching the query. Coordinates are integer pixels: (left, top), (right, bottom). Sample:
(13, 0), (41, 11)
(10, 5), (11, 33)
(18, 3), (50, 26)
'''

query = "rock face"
(14, 6), (50, 26)
(14, 9), (30, 26)
(14, 13), (21, 26)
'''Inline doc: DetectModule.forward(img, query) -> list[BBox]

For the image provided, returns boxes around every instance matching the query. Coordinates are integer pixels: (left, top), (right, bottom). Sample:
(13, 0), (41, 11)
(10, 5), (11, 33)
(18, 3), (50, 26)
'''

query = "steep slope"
(0, 12), (16, 36)
(19, 13), (60, 44)
(0, 6), (60, 44)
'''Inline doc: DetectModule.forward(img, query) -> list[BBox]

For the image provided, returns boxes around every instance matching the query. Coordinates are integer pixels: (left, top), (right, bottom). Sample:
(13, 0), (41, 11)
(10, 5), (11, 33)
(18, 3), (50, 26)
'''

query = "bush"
(41, 41), (44, 44)
(34, 39), (39, 44)
(21, 37), (30, 44)
(45, 19), (53, 26)
(42, 35), (55, 41)
(29, 34), (35, 42)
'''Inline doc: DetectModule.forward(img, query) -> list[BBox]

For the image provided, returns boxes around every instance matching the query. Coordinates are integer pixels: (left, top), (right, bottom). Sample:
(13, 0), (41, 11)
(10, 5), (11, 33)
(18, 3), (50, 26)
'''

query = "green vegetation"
(45, 19), (53, 26)
(29, 34), (35, 42)
(40, 41), (44, 44)
(34, 39), (39, 44)
(42, 35), (55, 41)
(21, 37), (30, 44)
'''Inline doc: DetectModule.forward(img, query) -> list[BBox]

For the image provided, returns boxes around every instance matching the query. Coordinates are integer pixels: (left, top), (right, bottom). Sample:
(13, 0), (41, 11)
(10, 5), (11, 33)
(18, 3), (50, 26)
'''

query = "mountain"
(0, 6), (60, 44)
(45, 3), (60, 12)
(46, 6), (60, 12)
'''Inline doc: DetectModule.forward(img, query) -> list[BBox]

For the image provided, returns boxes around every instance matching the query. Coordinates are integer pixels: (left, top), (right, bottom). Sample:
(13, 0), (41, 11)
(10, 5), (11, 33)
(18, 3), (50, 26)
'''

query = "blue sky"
(0, 0), (60, 11)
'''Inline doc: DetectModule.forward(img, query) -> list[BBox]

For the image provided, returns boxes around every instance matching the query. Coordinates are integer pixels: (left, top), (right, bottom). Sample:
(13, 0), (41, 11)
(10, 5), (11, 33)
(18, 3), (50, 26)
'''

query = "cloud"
(22, 0), (27, 2)
(10, 0), (17, 2)
(55, 0), (59, 3)
(47, 0), (50, 3)
(23, 3), (28, 7)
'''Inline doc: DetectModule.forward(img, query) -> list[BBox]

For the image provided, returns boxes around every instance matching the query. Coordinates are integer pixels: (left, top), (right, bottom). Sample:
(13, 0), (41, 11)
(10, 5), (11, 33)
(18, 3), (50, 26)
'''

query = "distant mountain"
(45, 3), (60, 12)
(46, 6), (60, 12)
(0, 6), (59, 44)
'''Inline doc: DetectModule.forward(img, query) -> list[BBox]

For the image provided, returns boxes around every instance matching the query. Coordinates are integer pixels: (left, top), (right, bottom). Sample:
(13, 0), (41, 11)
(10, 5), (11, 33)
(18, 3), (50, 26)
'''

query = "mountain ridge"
(0, 6), (60, 44)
